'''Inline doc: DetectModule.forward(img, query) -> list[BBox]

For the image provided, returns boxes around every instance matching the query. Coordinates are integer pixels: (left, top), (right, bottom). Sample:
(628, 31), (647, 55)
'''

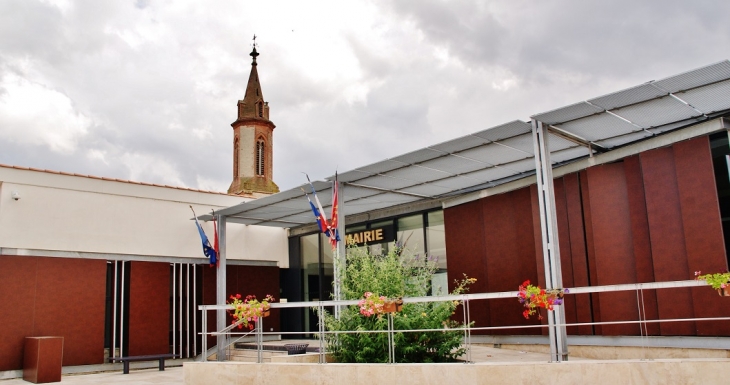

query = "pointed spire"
(237, 35), (269, 121)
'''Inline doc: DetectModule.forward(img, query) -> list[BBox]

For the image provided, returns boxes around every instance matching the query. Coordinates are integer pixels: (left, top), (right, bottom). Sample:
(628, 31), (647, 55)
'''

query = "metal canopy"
(209, 60), (730, 228)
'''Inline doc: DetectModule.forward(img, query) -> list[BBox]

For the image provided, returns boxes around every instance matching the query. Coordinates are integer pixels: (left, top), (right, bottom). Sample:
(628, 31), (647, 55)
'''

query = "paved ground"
(0, 342), (577, 385)
(0, 366), (184, 385)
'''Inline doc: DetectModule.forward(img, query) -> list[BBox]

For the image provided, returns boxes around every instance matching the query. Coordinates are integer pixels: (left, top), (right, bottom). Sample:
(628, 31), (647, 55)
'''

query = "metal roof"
(210, 60), (730, 228)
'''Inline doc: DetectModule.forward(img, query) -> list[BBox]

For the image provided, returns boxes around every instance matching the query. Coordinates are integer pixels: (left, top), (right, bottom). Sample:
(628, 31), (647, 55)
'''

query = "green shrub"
(320, 244), (474, 363)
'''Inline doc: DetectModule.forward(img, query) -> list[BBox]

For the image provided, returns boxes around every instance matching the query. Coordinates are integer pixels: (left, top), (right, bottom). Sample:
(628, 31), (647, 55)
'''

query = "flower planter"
(518, 281), (568, 319)
(381, 299), (403, 313)
(718, 286), (730, 297)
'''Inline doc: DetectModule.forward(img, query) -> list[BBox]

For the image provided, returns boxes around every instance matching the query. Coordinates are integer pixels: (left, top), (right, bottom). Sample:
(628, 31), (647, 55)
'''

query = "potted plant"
(694, 271), (730, 296)
(227, 294), (276, 330)
(358, 292), (403, 317)
(517, 280), (567, 320)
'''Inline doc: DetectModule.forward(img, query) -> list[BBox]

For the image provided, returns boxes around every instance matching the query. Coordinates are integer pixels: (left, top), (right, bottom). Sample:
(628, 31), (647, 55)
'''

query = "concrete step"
(227, 348), (287, 363)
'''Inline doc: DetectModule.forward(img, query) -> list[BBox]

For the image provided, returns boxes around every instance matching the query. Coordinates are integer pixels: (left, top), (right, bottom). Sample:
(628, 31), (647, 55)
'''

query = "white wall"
(0, 166), (288, 268)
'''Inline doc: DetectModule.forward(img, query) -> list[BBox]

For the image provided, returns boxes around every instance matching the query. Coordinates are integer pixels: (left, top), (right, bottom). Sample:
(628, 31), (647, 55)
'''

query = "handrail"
(198, 279), (707, 311)
(196, 317), (255, 362)
(197, 279), (722, 364)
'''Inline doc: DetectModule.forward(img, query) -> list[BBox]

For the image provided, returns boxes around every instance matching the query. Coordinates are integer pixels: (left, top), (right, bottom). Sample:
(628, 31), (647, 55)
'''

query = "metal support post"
(387, 313), (395, 364)
(318, 302), (327, 364)
(257, 316), (263, 363)
(201, 306), (207, 362)
(216, 215), (227, 361)
(531, 119), (568, 362)
(462, 295), (472, 363)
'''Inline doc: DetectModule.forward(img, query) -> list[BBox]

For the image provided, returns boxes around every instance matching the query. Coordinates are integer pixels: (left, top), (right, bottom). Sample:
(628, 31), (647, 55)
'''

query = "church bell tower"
(228, 39), (280, 196)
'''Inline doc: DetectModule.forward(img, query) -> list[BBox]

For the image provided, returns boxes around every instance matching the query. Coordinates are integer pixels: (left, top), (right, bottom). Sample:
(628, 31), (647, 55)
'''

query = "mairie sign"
(345, 225), (395, 247)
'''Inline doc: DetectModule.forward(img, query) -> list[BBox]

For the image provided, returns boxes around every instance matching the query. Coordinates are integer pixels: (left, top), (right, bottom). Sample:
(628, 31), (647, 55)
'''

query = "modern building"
(2, 52), (730, 377)
(0, 47), (287, 374)
(220, 60), (730, 344)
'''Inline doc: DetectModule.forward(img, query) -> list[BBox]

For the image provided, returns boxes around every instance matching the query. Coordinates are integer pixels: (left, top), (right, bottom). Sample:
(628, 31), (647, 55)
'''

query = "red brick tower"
(228, 41), (279, 196)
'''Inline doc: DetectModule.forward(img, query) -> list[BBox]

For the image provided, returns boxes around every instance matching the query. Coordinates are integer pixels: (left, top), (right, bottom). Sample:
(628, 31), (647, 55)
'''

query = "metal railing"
(197, 279), (730, 364)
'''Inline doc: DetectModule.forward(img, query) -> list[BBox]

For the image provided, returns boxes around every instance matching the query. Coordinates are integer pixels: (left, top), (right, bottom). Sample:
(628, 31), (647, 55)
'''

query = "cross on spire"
(250, 34), (259, 64)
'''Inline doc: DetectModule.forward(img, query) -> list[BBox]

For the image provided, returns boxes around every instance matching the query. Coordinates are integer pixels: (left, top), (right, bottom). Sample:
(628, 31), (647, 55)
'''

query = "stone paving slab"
(0, 342), (575, 385)
(0, 367), (184, 385)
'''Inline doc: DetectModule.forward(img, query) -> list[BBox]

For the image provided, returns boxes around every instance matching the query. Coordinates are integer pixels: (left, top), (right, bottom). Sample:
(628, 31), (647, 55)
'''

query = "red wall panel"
(580, 170), (602, 335)
(553, 178), (580, 334)
(623, 156), (660, 335)
(128, 261), (170, 355)
(444, 199), (490, 330)
(482, 189), (539, 333)
(674, 137), (730, 335)
(586, 163), (640, 335)
(641, 147), (696, 335)
(530, 185), (549, 334)
(203, 265), (281, 340)
(33, 258), (106, 366)
(232, 265), (281, 332)
(201, 265), (217, 348)
(442, 134), (728, 338)
(0, 256), (37, 371)
(0, 256), (106, 370)
(563, 173), (594, 335)
(530, 185), (545, 288)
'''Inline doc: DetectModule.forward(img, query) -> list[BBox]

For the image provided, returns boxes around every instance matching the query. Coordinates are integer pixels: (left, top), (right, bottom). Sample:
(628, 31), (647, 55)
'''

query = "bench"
(109, 353), (177, 374)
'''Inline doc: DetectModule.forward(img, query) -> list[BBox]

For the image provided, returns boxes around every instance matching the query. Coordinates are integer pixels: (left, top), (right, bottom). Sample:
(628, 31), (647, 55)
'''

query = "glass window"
(369, 220), (393, 255)
(300, 234), (319, 334)
(427, 211), (447, 270)
(322, 234), (335, 298)
(397, 214), (425, 258)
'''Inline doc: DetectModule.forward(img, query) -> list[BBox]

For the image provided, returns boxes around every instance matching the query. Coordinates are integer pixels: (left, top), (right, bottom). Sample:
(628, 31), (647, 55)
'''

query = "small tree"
(320, 244), (475, 363)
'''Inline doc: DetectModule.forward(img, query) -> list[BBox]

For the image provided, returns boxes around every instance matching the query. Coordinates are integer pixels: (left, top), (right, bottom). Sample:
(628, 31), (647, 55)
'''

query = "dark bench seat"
(109, 353), (177, 374)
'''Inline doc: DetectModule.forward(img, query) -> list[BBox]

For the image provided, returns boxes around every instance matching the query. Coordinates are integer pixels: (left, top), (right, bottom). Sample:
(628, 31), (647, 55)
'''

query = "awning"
(208, 60), (730, 228)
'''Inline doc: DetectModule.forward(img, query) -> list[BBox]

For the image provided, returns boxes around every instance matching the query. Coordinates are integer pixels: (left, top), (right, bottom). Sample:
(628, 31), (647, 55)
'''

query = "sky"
(2, 0), (730, 193)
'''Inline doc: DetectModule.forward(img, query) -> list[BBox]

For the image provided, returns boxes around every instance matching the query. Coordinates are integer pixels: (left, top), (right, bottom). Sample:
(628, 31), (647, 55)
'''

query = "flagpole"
(335, 180), (345, 319)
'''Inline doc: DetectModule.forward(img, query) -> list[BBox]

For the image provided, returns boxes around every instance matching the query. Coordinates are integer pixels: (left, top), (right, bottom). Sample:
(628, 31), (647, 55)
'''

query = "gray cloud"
(2, 0), (730, 194)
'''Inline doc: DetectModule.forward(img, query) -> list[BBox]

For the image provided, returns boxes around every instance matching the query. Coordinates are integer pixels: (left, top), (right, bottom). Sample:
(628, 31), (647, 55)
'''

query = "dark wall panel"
(181, 264), (281, 347)
(530, 185), (549, 334)
(444, 199), (490, 330)
(674, 137), (730, 335)
(0, 256), (106, 370)
(33, 258), (106, 366)
(201, 265), (217, 348)
(530, 185), (544, 285)
(641, 147), (696, 335)
(482, 189), (539, 333)
(0, 256), (38, 371)
(623, 155), (660, 335)
(232, 265), (281, 332)
(128, 261), (170, 355)
(580, 170), (602, 335)
(553, 178), (580, 334)
(563, 173), (594, 335)
(586, 163), (640, 335)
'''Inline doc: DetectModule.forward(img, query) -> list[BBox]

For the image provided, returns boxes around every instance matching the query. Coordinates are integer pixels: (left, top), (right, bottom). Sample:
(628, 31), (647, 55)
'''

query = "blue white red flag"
(191, 206), (217, 267)
(304, 191), (328, 235)
(304, 174), (331, 238)
(329, 172), (340, 249)
(212, 216), (219, 267)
